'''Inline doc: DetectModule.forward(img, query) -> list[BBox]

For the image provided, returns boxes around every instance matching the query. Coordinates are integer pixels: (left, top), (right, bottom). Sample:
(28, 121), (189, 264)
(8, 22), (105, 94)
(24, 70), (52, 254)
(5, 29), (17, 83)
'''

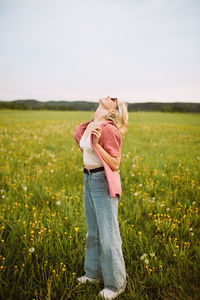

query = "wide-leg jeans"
(83, 169), (127, 291)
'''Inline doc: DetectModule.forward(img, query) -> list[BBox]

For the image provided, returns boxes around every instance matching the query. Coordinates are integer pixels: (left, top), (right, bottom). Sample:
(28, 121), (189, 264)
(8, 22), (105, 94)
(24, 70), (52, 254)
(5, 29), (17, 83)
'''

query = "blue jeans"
(83, 169), (127, 291)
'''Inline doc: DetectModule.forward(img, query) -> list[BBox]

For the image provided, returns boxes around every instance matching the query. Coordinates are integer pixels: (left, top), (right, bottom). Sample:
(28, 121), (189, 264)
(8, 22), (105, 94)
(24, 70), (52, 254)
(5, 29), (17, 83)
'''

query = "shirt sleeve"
(102, 124), (121, 157)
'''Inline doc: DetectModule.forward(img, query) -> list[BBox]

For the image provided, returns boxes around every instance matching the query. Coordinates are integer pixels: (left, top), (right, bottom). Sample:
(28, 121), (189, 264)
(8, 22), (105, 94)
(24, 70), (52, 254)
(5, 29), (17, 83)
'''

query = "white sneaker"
(77, 275), (101, 284)
(98, 283), (126, 299)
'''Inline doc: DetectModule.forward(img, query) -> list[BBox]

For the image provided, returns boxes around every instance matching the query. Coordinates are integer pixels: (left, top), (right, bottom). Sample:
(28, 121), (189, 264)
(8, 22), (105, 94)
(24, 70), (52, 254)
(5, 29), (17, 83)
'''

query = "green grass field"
(0, 109), (199, 299)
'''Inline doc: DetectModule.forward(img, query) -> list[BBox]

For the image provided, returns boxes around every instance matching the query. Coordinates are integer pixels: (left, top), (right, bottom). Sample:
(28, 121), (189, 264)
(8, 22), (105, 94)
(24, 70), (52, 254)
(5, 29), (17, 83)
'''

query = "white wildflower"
(150, 252), (155, 257)
(50, 169), (54, 173)
(56, 201), (61, 205)
(140, 253), (147, 260)
(134, 192), (138, 196)
(29, 247), (35, 253)
(131, 173), (135, 177)
(23, 186), (27, 192)
(145, 259), (149, 264)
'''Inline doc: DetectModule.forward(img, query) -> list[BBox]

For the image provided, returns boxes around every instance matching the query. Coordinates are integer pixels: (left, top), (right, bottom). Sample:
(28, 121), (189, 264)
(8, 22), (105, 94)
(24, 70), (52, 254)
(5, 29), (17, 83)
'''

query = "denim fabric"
(83, 169), (127, 291)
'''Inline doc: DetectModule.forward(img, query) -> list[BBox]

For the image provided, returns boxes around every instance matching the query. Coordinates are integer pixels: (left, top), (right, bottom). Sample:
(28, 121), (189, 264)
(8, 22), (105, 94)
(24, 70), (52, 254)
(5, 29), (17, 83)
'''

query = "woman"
(73, 96), (128, 299)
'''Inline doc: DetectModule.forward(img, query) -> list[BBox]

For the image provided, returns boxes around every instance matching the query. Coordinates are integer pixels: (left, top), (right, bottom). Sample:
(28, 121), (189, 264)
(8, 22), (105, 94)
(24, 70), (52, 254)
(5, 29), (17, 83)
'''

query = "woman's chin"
(99, 98), (104, 105)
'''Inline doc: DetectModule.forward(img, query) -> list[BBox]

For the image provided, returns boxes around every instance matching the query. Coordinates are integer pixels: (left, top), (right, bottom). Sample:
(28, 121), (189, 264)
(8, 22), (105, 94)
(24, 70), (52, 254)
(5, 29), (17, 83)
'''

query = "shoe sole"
(98, 282), (127, 298)
(77, 278), (101, 284)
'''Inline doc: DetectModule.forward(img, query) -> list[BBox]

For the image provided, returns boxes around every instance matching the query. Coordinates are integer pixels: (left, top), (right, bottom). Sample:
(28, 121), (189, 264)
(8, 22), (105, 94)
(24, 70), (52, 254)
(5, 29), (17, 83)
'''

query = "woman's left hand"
(91, 127), (102, 145)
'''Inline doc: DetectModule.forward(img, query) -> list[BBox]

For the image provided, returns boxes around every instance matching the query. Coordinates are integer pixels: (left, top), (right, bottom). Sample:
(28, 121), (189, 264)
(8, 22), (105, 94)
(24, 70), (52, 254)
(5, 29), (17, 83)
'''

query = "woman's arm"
(92, 127), (120, 171)
(95, 143), (120, 171)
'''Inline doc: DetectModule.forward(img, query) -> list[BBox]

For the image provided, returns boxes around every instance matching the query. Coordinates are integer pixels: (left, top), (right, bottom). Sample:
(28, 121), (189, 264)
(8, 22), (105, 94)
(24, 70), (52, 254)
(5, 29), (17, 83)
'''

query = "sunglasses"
(110, 98), (119, 112)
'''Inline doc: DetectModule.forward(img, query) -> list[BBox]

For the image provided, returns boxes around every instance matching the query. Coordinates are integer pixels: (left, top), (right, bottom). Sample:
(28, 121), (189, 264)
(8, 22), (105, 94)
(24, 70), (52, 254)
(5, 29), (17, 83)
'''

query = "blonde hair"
(106, 99), (128, 137)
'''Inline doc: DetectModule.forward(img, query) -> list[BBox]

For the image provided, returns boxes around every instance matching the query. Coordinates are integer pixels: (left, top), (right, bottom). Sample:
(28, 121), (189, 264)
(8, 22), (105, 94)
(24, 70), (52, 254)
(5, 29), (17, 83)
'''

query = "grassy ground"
(0, 109), (199, 299)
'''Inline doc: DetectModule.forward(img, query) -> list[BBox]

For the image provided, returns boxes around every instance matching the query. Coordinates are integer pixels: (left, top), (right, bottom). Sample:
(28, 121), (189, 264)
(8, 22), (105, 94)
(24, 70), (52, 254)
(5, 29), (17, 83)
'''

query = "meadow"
(0, 109), (199, 300)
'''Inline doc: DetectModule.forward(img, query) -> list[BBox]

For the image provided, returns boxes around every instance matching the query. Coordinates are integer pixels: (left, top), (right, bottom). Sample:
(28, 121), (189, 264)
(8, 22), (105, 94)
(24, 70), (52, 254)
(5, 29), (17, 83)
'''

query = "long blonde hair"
(106, 99), (128, 137)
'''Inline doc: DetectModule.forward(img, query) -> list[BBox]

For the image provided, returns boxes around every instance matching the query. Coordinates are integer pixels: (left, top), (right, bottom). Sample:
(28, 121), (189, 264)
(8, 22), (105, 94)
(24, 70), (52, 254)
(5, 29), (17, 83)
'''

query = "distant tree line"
(127, 102), (200, 113)
(0, 99), (199, 113)
(0, 101), (77, 111)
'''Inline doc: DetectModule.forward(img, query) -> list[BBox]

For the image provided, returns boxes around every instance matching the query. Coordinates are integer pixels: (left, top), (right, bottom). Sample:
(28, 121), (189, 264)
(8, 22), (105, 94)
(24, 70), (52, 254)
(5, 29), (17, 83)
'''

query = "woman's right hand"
(91, 127), (102, 145)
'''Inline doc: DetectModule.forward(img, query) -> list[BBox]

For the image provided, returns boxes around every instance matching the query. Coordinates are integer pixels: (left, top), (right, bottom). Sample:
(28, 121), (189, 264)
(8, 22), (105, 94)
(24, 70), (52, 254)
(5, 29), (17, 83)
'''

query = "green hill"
(0, 99), (199, 113)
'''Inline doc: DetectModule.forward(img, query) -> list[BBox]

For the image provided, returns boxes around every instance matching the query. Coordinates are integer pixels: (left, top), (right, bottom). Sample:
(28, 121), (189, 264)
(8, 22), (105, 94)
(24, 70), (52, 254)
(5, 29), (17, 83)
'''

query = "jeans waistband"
(83, 166), (104, 174)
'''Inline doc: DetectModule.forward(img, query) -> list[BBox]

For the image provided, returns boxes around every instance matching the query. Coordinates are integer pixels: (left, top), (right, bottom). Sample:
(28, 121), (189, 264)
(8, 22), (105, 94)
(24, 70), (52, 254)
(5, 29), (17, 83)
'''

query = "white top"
(79, 129), (103, 168)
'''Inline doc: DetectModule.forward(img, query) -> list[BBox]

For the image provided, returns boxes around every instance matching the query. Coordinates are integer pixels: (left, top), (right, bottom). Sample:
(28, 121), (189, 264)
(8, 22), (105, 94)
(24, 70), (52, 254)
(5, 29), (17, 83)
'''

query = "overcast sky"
(0, 0), (199, 103)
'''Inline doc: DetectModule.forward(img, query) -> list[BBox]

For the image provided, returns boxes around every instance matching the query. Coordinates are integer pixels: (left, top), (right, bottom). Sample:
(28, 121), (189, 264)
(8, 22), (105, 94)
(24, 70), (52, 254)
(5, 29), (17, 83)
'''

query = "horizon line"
(1, 99), (200, 104)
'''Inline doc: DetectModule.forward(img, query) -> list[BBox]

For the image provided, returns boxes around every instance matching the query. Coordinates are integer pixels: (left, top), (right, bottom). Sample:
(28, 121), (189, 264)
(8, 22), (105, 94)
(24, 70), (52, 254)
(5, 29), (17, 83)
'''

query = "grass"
(0, 109), (199, 299)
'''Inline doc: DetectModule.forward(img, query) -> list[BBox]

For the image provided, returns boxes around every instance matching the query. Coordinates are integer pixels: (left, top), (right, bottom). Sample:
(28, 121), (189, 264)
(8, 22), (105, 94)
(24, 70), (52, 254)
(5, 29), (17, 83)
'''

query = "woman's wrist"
(94, 141), (100, 147)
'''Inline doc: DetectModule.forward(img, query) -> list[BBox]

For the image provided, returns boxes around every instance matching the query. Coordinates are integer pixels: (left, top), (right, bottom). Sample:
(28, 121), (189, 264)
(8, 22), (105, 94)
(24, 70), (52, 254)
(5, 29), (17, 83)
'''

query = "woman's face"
(99, 96), (118, 112)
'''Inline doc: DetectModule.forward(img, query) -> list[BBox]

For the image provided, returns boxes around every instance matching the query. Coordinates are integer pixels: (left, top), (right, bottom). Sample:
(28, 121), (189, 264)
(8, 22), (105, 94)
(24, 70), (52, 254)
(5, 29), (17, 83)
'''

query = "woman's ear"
(110, 109), (116, 116)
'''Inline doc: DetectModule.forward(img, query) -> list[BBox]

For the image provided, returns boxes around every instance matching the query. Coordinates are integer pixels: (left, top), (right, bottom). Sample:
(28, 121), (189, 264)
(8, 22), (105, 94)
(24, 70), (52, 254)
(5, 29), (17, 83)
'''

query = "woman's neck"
(93, 106), (107, 124)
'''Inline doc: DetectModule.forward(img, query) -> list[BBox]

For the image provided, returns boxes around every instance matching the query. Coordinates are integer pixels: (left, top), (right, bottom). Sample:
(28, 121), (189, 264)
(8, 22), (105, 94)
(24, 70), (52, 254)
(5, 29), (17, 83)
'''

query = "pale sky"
(0, 0), (199, 103)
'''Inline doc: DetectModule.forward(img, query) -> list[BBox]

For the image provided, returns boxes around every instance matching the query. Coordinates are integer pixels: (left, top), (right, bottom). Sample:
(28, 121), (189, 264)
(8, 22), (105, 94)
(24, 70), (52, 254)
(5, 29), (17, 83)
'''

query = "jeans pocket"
(91, 172), (109, 194)
(92, 171), (106, 181)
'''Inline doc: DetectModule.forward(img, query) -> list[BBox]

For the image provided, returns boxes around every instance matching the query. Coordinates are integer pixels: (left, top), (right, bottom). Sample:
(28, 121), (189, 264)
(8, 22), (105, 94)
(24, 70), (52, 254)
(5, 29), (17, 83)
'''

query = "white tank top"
(79, 129), (103, 168)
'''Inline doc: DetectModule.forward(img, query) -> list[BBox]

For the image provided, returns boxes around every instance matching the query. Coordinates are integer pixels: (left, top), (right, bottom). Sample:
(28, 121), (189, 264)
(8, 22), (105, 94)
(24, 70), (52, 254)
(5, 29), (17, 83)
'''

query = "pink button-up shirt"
(73, 119), (122, 199)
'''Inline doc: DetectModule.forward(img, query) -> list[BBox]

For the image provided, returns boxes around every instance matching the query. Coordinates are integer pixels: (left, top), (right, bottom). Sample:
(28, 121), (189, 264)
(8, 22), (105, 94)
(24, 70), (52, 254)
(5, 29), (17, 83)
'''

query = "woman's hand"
(91, 127), (102, 145)
(91, 126), (121, 171)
